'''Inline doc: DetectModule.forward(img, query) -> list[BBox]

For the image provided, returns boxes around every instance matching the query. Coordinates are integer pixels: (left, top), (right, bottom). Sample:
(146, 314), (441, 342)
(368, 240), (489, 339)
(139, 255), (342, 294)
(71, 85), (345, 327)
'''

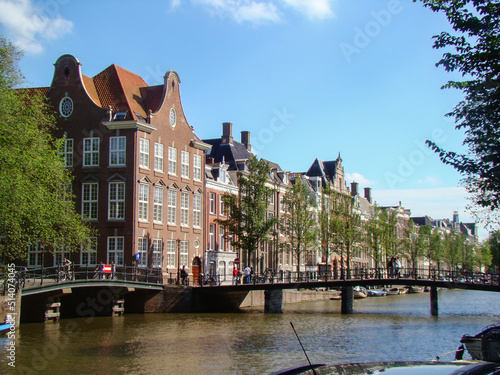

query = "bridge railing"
(1, 265), (163, 293)
(194, 267), (499, 287)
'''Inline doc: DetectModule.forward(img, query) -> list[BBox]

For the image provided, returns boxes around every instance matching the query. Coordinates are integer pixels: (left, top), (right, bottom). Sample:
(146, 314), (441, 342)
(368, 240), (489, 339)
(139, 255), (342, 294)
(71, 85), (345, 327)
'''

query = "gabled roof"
(91, 64), (149, 121)
(305, 158), (339, 185)
(203, 138), (254, 171)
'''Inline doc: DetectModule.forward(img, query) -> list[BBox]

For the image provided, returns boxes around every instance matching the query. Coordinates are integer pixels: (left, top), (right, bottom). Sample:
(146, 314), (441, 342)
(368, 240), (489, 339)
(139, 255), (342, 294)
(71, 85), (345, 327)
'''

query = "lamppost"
(340, 237), (344, 280)
(496, 237), (500, 284)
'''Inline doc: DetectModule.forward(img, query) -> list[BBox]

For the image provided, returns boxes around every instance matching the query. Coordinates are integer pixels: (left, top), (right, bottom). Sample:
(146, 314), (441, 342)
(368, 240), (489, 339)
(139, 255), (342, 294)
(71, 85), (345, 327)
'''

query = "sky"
(0, 0), (488, 238)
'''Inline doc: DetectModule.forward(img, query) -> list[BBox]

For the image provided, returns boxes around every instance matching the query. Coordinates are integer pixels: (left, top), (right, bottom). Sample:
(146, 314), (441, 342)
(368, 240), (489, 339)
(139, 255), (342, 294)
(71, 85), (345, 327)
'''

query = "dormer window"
(113, 111), (127, 121)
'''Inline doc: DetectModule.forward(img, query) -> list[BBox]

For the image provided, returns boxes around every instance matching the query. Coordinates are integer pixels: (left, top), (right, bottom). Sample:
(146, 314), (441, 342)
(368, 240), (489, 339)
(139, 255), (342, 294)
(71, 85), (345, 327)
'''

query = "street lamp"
(339, 237), (344, 280)
(176, 239), (181, 285)
(496, 237), (500, 283)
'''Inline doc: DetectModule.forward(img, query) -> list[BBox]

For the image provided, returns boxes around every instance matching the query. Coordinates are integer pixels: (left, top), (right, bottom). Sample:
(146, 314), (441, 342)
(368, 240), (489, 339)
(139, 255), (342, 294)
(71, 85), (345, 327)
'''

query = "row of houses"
(22, 55), (478, 282)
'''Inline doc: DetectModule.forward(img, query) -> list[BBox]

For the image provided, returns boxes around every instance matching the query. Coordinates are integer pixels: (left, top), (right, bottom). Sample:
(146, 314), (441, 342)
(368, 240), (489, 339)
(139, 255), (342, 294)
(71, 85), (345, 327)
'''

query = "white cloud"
(192, 0), (280, 23)
(280, 0), (336, 19)
(189, 0), (336, 23)
(0, 0), (73, 54)
(345, 172), (374, 187)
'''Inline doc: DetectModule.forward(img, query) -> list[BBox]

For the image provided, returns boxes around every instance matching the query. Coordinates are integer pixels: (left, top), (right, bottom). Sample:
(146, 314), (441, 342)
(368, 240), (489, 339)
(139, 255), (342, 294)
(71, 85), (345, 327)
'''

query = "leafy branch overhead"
(416, 0), (500, 211)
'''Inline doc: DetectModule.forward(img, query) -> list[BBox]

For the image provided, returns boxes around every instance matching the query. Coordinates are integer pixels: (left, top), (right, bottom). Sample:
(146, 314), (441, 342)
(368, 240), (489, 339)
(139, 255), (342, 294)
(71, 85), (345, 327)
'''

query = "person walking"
(394, 257), (401, 278)
(180, 266), (188, 285)
(232, 267), (239, 285)
(243, 266), (251, 284)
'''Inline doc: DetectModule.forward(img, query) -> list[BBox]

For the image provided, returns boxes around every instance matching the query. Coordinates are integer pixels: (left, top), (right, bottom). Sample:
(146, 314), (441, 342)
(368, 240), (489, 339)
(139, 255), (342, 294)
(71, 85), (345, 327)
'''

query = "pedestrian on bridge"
(232, 267), (239, 285)
(243, 266), (251, 284)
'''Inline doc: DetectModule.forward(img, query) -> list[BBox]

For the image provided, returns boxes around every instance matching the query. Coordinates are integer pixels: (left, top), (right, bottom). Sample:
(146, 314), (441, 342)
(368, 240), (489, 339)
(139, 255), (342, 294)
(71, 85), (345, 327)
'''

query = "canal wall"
(0, 293), (21, 325)
(240, 289), (340, 308)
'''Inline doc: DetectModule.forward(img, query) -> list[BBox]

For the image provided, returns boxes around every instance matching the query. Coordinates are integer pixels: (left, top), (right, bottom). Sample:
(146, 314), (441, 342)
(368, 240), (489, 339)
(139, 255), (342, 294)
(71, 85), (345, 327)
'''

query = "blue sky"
(0, 0), (485, 236)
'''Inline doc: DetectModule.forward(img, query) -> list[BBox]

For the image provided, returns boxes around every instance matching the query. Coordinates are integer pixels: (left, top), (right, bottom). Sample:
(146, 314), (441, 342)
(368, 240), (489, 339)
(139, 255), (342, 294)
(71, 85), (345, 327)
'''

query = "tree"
(402, 220), (423, 277)
(280, 176), (318, 274)
(365, 204), (386, 274)
(0, 37), (93, 260)
(416, 1), (500, 213)
(217, 156), (278, 269)
(428, 227), (445, 272)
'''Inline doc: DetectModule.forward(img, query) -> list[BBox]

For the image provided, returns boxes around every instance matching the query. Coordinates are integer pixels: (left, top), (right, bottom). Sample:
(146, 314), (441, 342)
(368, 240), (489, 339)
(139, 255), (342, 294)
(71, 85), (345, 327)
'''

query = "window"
(153, 186), (163, 223)
(27, 241), (43, 267)
(166, 240), (176, 268)
(181, 191), (189, 227)
(219, 227), (225, 251)
(209, 193), (216, 215)
(139, 138), (149, 169)
(110, 136), (126, 166)
(54, 244), (70, 266)
(168, 147), (177, 175)
(181, 151), (189, 178)
(81, 237), (97, 266)
(137, 237), (148, 267)
(82, 182), (98, 220)
(193, 154), (201, 181)
(107, 236), (124, 265)
(60, 138), (73, 167)
(152, 239), (163, 268)
(180, 241), (188, 267)
(269, 191), (274, 205)
(83, 138), (99, 167)
(209, 224), (215, 250)
(138, 184), (149, 222)
(219, 170), (226, 184)
(154, 143), (164, 172)
(168, 188), (177, 225)
(219, 197), (225, 216)
(109, 182), (125, 220)
(193, 194), (201, 228)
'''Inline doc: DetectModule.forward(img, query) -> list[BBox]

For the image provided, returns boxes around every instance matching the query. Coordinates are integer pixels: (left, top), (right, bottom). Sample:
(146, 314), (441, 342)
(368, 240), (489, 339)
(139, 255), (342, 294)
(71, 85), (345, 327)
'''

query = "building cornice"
(102, 120), (157, 134)
(191, 139), (212, 151)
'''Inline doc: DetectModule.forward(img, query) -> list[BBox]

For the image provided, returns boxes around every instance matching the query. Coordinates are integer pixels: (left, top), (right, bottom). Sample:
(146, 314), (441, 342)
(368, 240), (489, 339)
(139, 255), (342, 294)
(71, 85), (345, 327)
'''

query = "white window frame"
(153, 186), (163, 224)
(138, 183), (149, 222)
(83, 138), (99, 167)
(181, 191), (189, 227)
(109, 181), (125, 220)
(154, 142), (164, 172)
(219, 227), (225, 251)
(82, 182), (98, 220)
(81, 237), (97, 266)
(27, 241), (43, 268)
(139, 138), (149, 169)
(137, 237), (148, 267)
(109, 136), (126, 166)
(193, 194), (201, 228)
(209, 224), (215, 250)
(180, 241), (188, 267)
(181, 151), (189, 178)
(219, 197), (225, 217)
(60, 138), (73, 167)
(152, 239), (163, 268)
(168, 188), (177, 225)
(166, 240), (176, 268)
(107, 236), (124, 266)
(209, 193), (216, 215)
(193, 154), (201, 181)
(168, 147), (177, 175)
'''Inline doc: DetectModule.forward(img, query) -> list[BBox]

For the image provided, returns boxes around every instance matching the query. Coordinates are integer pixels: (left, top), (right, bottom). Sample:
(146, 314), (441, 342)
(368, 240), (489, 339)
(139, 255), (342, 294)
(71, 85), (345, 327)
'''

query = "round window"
(59, 97), (73, 118)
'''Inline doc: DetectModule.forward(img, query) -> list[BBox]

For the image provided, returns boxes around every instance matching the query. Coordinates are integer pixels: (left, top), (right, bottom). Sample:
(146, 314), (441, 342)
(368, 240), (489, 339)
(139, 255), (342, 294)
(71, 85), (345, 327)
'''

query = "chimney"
(364, 187), (372, 203)
(453, 211), (459, 223)
(222, 122), (233, 145)
(351, 182), (359, 196)
(241, 131), (251, 151)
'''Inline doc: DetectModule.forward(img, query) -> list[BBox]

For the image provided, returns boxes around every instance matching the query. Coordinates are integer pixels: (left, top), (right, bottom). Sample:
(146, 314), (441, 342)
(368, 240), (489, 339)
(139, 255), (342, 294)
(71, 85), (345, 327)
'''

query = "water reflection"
(3, 290), (499, 374)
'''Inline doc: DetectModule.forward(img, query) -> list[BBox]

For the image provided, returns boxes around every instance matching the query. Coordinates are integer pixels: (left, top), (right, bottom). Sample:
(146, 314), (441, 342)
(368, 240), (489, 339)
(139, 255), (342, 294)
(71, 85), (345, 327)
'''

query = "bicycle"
(58, 269), (74, 282)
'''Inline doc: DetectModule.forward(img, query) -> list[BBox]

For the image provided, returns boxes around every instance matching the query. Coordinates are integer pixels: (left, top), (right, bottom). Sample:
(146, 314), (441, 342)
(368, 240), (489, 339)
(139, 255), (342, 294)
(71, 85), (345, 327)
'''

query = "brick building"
(26, 55), (210, 281)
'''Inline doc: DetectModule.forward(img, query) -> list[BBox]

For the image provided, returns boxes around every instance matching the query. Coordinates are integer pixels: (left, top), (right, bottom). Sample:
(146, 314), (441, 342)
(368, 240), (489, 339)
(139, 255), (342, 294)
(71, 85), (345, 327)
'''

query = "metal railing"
(1, 265), (164, 294)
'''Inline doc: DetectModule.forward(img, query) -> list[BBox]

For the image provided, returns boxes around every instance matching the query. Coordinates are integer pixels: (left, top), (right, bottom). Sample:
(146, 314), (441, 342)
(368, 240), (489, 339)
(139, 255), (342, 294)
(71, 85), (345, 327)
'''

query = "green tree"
(365, 204), (386, 274)
(402, 220), (422, 277)
(417, 1), (500, 212)
(428, 227), (445, 272)
(217, 156), (278, 269)
(0, 37), (93, 260)
(280, 176), (318, 274)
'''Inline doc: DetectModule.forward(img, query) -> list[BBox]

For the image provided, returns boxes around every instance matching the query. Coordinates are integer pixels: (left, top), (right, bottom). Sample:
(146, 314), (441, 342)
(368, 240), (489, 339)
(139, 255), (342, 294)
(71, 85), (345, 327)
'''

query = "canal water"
(2, 289), (499, 375)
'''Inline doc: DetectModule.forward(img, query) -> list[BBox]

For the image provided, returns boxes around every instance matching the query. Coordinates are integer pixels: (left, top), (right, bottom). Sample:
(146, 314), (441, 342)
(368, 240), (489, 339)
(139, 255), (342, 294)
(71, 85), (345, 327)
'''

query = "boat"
(0, 323), (12, 335)
(386, 287), (400, 295)
(407, 286), (424, 293)
(460, 325), (500, 362)
(269, 361), (498, 375)
(367, 289), (387, 297)
(353, 286), (367, 299)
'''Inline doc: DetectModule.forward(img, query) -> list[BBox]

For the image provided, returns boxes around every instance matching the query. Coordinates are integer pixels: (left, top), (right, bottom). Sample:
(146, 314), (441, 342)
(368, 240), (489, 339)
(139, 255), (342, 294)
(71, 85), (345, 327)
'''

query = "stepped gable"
(92, 64), (149, 121)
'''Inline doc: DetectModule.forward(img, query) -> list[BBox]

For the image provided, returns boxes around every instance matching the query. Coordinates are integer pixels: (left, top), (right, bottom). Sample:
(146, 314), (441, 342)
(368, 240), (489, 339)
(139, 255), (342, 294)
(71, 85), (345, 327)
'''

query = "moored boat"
(386, 287), (400, 295)
(460, 325), (500, 362)
(353, 286), (367, 299)
(0, 323), (12, 335)
(407, 286), (424, 293)
(367, 289), (387, 297)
